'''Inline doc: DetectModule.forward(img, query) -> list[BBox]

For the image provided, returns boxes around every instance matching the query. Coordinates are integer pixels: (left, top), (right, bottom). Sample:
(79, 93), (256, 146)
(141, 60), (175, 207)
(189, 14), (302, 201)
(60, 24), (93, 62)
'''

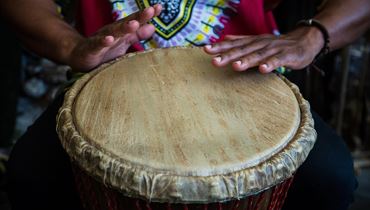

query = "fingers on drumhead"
(260, 54), (283, 73)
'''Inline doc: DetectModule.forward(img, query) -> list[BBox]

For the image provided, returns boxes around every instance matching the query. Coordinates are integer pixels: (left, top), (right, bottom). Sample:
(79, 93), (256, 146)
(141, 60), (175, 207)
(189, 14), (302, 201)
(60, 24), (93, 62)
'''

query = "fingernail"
(234, 60), (242, 66)
(205, 45), (212, 49)
(104, 36), (114, 42)
(214, 57), (221, 63)
(261, 64), (268, 69)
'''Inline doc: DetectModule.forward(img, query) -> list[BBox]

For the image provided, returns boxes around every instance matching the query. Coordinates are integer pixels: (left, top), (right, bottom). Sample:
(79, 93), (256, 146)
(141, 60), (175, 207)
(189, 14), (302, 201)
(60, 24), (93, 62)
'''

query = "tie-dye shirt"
(110, 0), (241, 49)
(75, 0), (278, 48)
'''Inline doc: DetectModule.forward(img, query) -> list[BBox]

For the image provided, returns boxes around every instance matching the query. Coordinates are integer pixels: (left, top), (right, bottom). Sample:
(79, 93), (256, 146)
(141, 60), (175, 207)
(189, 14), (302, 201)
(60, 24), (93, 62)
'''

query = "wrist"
(286, 26), (324, 61)
(58, 32), (85, 66)
(304, 26), (325, 54)
(296, 19), (330, 59)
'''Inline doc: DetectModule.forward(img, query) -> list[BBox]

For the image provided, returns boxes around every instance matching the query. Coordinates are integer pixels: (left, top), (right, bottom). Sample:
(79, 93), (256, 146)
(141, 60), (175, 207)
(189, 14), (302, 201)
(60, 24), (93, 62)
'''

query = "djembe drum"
(57, 47), (316, 210)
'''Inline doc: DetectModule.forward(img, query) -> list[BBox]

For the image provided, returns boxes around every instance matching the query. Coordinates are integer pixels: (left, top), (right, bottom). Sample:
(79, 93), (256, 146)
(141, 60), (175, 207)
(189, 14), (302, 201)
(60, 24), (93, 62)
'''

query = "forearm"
(314, 0), (370, 51)
(0, 0), (83, 65)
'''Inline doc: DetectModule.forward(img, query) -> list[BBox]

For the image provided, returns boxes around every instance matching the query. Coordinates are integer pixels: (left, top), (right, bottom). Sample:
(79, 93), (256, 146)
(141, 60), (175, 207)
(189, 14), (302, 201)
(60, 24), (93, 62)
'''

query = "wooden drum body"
(57, 47), (317, 210)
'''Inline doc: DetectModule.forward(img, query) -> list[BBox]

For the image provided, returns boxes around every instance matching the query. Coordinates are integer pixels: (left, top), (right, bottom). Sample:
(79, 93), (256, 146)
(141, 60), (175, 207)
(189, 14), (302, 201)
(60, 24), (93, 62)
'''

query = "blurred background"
(0, 0), (369, 209)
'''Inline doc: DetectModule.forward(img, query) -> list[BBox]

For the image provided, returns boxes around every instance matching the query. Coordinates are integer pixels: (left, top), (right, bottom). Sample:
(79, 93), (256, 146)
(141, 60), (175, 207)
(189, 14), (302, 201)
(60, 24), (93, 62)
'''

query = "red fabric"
(77, 0), (114, 36)
(221, 0), (277, 40)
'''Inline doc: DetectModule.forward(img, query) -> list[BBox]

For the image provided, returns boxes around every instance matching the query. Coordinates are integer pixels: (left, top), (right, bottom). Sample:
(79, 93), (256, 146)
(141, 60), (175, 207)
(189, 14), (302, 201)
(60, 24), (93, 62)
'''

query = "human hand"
(67, 4), (162, 72)
(204, 27), (325, 73)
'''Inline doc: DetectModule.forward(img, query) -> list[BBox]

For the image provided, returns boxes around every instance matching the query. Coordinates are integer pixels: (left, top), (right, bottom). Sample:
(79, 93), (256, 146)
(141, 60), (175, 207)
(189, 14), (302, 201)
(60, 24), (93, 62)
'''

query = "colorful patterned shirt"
(111, 0), (240, 49)
(76, 0), (278, 49)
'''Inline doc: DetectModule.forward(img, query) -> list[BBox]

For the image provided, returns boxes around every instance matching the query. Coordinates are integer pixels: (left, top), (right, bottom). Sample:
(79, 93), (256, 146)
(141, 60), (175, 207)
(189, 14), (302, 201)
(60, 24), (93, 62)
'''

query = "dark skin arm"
(0, 0), (162, 72)
(204, 0), (370, 73)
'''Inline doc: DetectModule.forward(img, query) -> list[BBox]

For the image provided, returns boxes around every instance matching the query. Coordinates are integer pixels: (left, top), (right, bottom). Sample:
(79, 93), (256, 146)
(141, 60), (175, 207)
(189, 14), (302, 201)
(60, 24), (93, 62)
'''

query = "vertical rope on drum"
(135, 199), (142, 210)
(72, 166), (98, 210)
(275, 181), (287, 209)
(79, 169), (99, 210)
(247, 195), (255, 210)
(268, 184), (281, 210)
(72, 166), (88, 210)
(276, 179), (290, 209)
(274, 183), (285, 209)
(103, 190), (112, 210)
(111, 189), (119, 210)
(203, 203), (208, 210)
(145, 202), (152, 210)
(254, 191), (266, 209)
(232, 200), (240, 210)
(269, 186), (278, 209)
(104, 188), (118, 210)
(252, 195), (259, 210)
(218, 202), (223, 210)
(268, 180), (288, 210)
(276, 177), (294, 209)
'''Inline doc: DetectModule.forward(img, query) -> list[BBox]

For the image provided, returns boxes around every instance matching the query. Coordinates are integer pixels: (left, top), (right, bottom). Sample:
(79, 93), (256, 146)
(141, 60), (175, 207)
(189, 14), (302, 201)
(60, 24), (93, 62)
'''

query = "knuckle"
(242, 52), (263, 65)
(256, 34), (269, 40)
(240, 56), (249, 63)
(235, 38), (251, 46)
(240, 44), (250, 51)
(230, 47), (243, 55)
(271, 56), (281, 66)
(255, 50), (266, 58)
(231, 39), (243, 45)
(211, 43), (221, 49)
(216, 42), (231, 50)
(223, 48), (243, 60)
(265, 40), (279, 49)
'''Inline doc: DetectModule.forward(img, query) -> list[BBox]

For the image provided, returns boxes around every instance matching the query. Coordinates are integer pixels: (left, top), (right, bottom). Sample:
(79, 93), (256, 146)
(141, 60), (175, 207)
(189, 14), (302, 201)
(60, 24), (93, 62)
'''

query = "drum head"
(57, 47), (316, 203)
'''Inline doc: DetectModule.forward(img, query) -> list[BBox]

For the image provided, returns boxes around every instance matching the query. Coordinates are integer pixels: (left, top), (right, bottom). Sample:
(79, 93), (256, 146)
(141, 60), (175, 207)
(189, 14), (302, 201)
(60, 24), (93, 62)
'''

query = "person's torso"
(110, 0), (278, 49)
(72, 0), (278, 49)
(111, 0), (239, 49)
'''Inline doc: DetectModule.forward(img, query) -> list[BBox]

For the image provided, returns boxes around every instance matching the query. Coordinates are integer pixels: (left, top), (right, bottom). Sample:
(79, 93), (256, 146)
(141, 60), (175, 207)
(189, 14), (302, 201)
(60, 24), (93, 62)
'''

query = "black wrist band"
(297, 19), (330, 58)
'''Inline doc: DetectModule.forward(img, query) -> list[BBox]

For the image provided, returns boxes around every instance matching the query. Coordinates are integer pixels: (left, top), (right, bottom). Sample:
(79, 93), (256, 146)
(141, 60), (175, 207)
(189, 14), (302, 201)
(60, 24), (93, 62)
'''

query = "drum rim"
(56, 47), (317, 203)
